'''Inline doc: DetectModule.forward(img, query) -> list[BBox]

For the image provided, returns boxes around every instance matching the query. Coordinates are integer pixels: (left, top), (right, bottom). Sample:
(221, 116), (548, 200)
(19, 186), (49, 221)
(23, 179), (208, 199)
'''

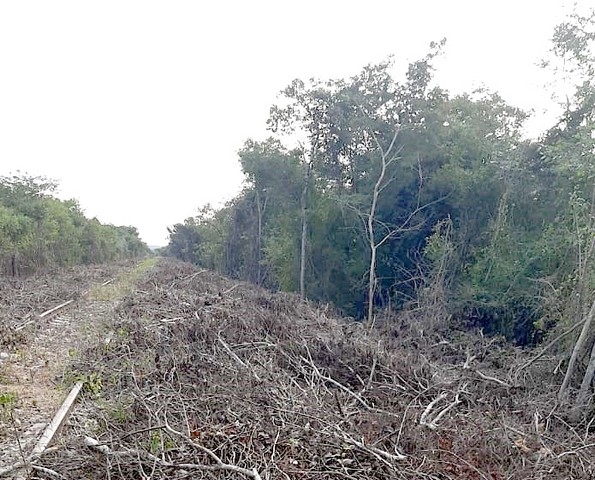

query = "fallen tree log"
(32, 381), (84, 455)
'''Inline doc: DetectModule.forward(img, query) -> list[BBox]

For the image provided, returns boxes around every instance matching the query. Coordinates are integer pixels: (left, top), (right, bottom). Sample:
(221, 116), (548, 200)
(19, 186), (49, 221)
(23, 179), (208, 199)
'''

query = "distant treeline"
(164, 12), (595, 344)
(0, 174), (149, 275)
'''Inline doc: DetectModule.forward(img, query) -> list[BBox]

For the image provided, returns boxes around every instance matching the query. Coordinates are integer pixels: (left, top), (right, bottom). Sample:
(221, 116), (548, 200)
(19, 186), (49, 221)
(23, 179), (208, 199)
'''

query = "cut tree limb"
(0, 447), (59, 478)
(32, 381), (84, 455)
(475, 369), (514, 388)
(334, 426), (406, 462)
(572, 335), (595, 416)
(420, 391), (462, 430)
(86, 431), (264, 480)
(164, 423), (264, 480)
(39, 300), (75, 319)
(14, 299), (76, 331)
(218, 334), (261, 382)
(559, 297), (595, 401)
(515, 318), (587, 377)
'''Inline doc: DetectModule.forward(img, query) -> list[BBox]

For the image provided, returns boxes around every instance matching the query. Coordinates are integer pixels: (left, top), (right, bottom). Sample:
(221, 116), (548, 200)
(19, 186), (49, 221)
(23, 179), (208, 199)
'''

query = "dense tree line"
(165, 11), (595, 346)
(0, 174), (149, 275)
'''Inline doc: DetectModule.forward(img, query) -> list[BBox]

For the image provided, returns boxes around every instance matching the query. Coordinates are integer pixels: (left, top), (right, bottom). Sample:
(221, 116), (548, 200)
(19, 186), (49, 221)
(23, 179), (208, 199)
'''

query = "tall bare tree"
(299, 156), (312, 299)
(366, 128), (402, 323)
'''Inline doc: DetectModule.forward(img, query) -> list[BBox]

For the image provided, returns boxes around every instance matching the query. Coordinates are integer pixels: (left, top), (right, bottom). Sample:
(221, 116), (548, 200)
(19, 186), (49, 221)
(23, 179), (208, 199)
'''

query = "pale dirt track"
(0, 261), (143, 471)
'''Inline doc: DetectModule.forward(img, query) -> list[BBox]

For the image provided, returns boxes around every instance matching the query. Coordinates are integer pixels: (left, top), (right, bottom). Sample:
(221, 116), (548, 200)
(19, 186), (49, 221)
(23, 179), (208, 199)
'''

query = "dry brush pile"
(0, 263), (127, 348)
(35, 259), (595, 479)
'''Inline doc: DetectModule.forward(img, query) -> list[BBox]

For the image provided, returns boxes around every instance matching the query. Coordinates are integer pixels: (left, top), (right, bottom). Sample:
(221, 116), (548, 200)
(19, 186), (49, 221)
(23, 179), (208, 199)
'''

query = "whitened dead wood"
(32, 381), (84, 455)
(14, 299), (76, 331)
(39, 300), (74, 319)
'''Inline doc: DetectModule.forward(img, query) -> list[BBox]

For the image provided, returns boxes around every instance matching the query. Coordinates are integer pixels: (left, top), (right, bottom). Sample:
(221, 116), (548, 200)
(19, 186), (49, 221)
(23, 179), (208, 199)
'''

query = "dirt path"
(0, 259), (156, 472)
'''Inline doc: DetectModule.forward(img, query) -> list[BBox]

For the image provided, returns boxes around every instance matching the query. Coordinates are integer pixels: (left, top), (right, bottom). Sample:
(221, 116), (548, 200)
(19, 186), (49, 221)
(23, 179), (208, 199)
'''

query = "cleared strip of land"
(0, 259), (156, 477)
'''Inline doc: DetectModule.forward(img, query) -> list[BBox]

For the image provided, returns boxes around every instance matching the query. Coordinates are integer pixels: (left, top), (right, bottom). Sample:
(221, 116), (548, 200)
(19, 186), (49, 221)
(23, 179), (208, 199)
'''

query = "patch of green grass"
(88, 282), (129, 301)
(148, 431), (175, 454)
(0, 391), (18, 419)
(126, 257), (159, 282)
(78, 371), (103, 396)
(15, 348), (26, 361)
(105, 397), (135, 423)
(88, 257), (158, 301)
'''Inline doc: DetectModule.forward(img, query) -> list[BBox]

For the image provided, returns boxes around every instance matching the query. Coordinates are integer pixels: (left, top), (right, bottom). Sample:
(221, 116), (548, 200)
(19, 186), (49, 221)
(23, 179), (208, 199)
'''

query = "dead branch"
(559, 297), (595, 401)
(86, 432), (264, 479)
(475, 369), (514, 388)
(301, 354), (379, 413)
(334, 426), (406, 462)
(32, 381), (84, 455)
(30, 465), (65, 479)
(420, 392), (447, 427)
(218, 333), (261, 382)
(21, 259), (595, 479)
(463, 350), (477, 369)
(164, 423), (264, 480)
(0, 447), (59, 478)
(420, 390), (462, 430)
(515, 318), (587, 376)
(39, 299), (75, 319)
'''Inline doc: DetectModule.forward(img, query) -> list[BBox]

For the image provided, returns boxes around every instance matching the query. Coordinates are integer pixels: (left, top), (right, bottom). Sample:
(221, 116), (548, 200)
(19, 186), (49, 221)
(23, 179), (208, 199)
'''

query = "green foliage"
(79, 372), (103, 396)
(0, 391), (17, 408)
(263, 223), (299, 291)
(0, 391), (18, 420)
(164, 12), (595, 344)
(306, 194), (368, 314)
(147, 431), (175, 454)
(0, 174), (149, 275)
(166, 218), (202, 264)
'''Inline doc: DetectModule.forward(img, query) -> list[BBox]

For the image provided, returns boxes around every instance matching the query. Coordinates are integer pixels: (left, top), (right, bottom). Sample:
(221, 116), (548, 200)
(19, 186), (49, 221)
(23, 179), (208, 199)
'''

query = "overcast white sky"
(0, 1), (585, 245)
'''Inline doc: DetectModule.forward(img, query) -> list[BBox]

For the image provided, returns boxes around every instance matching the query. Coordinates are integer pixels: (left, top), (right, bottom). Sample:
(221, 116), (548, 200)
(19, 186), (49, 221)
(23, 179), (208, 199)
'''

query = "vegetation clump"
(0, 174), (149, 277)
(164, 10), (595, 353)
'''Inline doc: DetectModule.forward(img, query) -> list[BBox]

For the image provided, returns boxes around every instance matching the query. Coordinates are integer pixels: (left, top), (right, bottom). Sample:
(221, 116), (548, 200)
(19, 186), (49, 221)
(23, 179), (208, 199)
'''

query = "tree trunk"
(366, 147), (388, 324)
(11, 253), (17, 277)
(255, 189), (267, 286)
(559, 296), (595, 401)
(367, 186), (379, 324)
(300, 162), (311, 299)
(574, 336), (595, 414)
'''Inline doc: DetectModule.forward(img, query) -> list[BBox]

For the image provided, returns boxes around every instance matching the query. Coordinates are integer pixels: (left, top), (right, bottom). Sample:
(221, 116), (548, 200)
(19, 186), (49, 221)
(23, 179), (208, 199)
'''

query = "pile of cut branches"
(0, 263), (126, 348)
(34, 259), (595, 479)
